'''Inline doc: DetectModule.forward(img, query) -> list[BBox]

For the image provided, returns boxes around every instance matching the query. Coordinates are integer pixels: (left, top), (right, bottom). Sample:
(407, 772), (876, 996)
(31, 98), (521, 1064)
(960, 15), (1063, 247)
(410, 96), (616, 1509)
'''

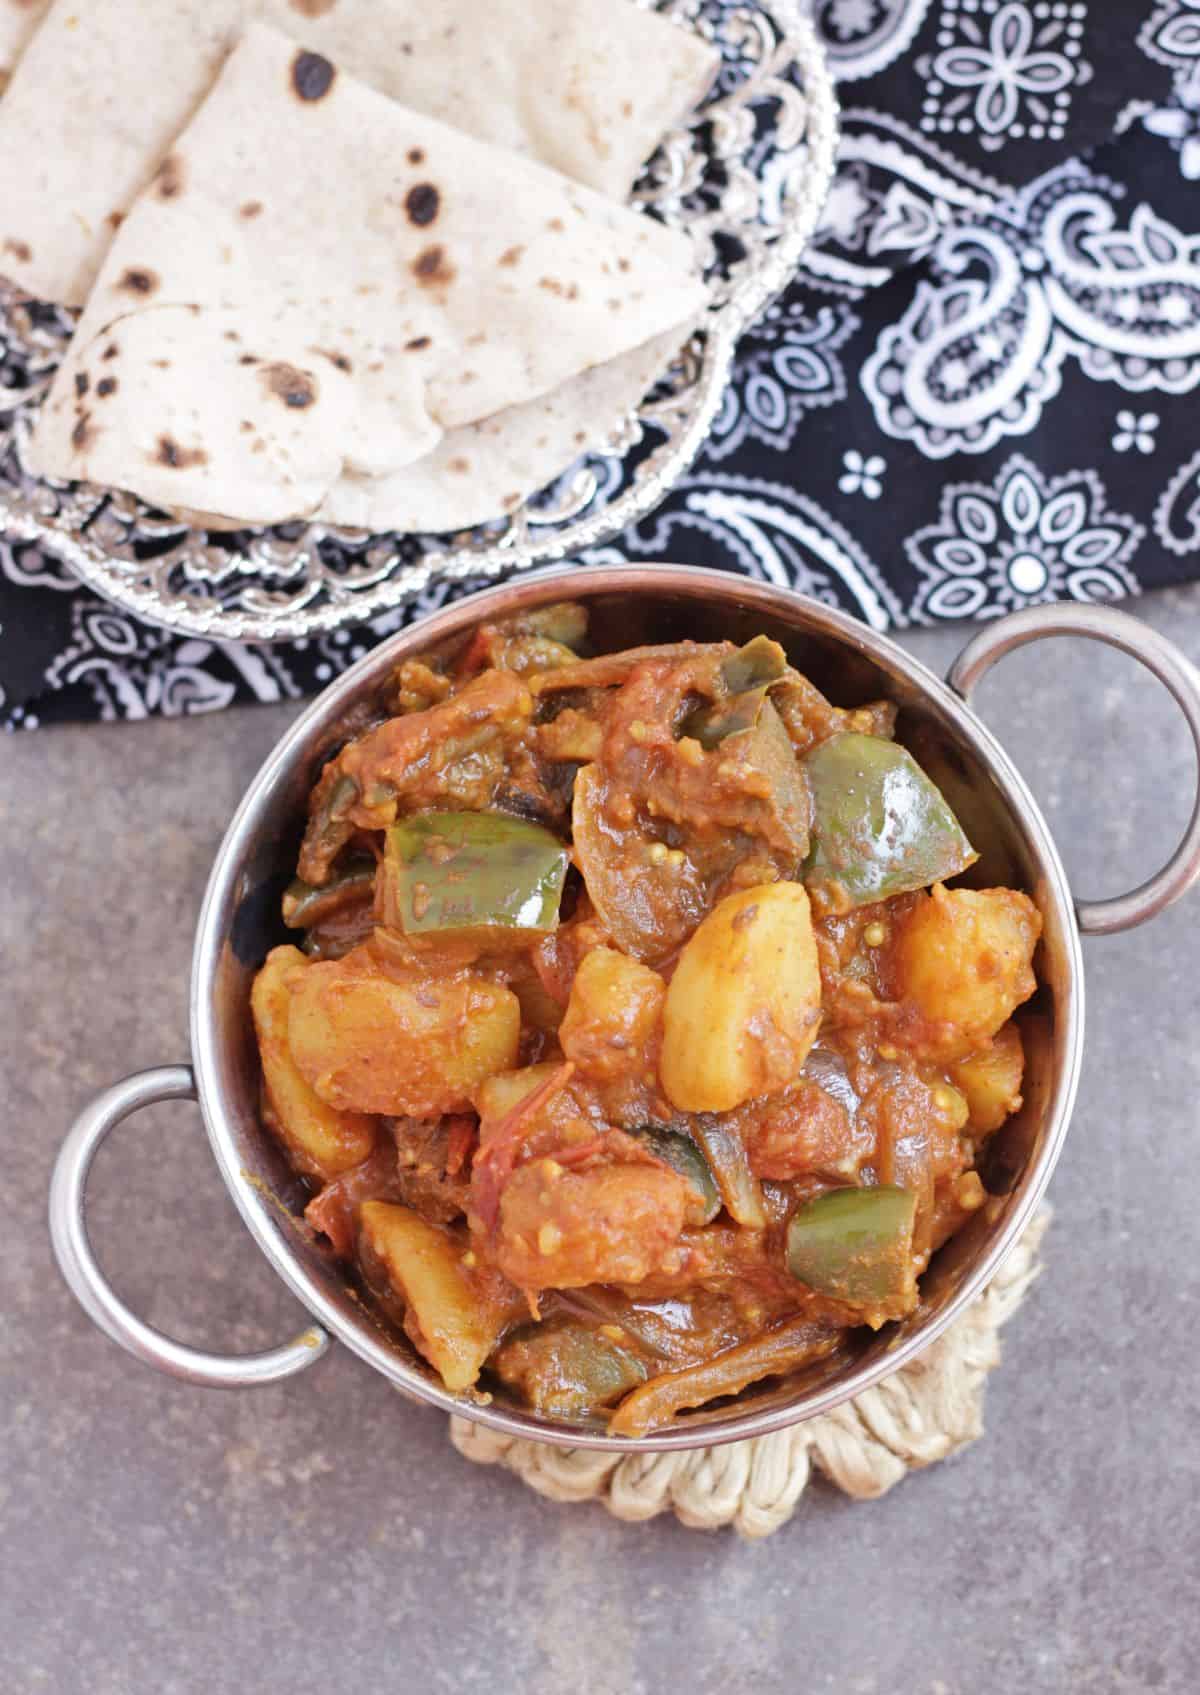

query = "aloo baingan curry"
(251, 604), (1040, 1435)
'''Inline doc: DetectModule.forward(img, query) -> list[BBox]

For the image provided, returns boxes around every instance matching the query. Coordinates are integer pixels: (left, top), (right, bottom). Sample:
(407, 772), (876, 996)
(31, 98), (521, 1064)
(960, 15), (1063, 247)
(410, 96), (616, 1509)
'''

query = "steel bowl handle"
(947, 604), (1200, 936)
(49, 1065), (330, 1386)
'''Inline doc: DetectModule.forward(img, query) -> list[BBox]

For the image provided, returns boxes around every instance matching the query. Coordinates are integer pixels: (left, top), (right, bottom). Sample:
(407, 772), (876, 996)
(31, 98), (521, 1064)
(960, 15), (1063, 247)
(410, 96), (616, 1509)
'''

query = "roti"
(0, 0), (717, 306)
(0, 0), (47, 88)
(27, 24), (707, 529)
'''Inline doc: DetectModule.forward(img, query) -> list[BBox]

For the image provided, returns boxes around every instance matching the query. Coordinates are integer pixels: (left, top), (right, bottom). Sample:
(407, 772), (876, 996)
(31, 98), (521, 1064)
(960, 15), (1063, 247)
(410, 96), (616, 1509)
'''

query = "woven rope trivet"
(450, 1209), (1050, 1538)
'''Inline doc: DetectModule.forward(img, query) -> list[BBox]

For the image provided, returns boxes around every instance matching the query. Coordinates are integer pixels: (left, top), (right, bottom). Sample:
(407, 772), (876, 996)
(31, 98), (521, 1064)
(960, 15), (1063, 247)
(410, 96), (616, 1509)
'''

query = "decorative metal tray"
(0, 0), (836, 642)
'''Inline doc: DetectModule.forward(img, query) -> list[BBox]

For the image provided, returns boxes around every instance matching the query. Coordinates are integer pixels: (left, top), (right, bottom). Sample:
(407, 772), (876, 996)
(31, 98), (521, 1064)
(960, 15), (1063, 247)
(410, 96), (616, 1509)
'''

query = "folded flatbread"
(28, 24), (706, 530)
(324, 327), (691, 533)
(0, 0), (47, 87)
(0, 0), (717, 306)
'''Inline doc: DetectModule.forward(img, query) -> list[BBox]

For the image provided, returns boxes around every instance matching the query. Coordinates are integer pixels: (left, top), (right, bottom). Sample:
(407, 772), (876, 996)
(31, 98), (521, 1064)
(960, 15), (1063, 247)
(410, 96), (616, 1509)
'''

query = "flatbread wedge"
(0, 0), (717, 306)
(318, 327), (693, 534)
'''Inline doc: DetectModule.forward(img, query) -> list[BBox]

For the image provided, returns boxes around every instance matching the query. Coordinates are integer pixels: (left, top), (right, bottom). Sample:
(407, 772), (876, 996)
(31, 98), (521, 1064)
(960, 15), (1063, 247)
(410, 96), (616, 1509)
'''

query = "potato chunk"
(558, 946), (666, 1083)
(660, 883), (822, 1113)
(951, 1021), (1026, 1135)
(893, 885), (1041, 1054)
(288, 942), (520, 1115)
(251, 946), (376, 1180)
(496, 1159), (693, 1290)
(360, 1202), (515, 1391)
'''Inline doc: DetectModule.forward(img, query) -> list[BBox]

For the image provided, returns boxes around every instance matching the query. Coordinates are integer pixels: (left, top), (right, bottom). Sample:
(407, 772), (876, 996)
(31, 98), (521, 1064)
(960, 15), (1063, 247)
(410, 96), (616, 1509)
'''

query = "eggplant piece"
(785, 1185), (917, 1317)
(506, 601), (589, 650)
(680, 636), (788, 750)
(380, 811), (570, 942)
(570, 762), (711, 964)
(608, 1314), (839, 1436)
(803, 732), (977, 908)
(690, 1116), (767, 1229)
(282, 861), (376, 929)
(491, 1317), (648, 1416)
(627, 1127), (721, 1224)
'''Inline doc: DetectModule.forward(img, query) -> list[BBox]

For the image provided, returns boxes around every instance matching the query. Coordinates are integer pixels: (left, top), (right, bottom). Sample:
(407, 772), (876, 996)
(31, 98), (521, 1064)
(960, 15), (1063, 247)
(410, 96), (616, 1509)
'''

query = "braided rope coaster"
(450, 1210), (1050, 1539)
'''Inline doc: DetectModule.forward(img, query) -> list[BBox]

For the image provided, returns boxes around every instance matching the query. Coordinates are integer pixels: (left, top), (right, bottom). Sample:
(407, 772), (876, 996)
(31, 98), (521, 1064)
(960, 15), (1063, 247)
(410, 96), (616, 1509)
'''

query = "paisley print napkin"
(2, 0), (1197, 728)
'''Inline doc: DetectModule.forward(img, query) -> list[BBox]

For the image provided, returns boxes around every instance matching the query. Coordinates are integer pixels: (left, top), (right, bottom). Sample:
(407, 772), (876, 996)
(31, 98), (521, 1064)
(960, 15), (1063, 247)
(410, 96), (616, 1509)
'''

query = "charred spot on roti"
(574, 431), (586, 444)
(155, 155), (185, 199)
(404, 335), (430, 352)
(291, 49), (336, 102)
(466, 331), (487, 347)
(547, 218), (565, 232)
(71, 413), (94, 451)
(240, 200), (264, 219)
(622, 101), (634, 117)
(289, 0), (336, 14)
(260, 362), (318, 408)
(616, 257), (630, 273)
(102, 343), (119, 361)
(502, 492), (522, 511)
(405, 183), (440, 227)
(312, 347), (353, 372)
(460, 370), (477, 383)
(498, 245), (523, 268)
(239, 353), (259, 366)
(96, 377), (118, 397)
(106, 211), (124, 233)
(448, 456), (470, 474)
(151, 359), (171, 369)
(407, 148), (425, 165)
(3, 236), (31, 263)
(154, 435), (207, 470)
(119, 267), (158, 295)
(240, 420), (254, 433)
(223, 329), (240, 342)
(538, 276), (579, 300)
(412, 245), (454, 286)
(74, 372), (89, 398)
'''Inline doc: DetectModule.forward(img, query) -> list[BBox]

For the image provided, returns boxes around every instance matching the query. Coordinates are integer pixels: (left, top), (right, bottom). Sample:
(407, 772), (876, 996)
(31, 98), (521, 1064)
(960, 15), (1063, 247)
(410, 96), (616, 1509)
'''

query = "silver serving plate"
(0, 0), (837, 643)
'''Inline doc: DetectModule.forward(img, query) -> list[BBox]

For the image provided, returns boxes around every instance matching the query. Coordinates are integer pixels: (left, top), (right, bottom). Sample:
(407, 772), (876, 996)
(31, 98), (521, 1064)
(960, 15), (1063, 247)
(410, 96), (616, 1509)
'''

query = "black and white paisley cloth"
(3, 0), (1198, 728)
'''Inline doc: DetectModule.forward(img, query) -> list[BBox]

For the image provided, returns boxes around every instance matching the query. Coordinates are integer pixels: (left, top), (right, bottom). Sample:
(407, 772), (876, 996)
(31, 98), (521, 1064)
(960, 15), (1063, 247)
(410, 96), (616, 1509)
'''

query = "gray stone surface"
(3, 584), (1199, 1695)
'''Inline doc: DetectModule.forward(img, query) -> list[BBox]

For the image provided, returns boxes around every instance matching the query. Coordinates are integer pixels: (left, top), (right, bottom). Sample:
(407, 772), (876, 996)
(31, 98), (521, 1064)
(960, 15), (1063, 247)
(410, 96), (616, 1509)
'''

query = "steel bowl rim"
(189, 564), (1084, 1451)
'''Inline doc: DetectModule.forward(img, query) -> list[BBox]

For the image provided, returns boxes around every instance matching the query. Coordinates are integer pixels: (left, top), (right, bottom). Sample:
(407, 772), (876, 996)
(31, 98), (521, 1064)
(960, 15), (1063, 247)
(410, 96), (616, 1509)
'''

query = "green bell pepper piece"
(681, 636), (789, 750)
(382, 811), (569, 939)
(629, 1128), (722, 1223)
(786, 1186), (917, 1312)
(802, 731), (977, 907)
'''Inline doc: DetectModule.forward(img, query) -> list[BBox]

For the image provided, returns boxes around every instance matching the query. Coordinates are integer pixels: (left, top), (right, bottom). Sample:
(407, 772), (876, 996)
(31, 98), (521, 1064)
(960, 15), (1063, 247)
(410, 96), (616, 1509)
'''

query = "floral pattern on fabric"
(905, 454), (1143, 618)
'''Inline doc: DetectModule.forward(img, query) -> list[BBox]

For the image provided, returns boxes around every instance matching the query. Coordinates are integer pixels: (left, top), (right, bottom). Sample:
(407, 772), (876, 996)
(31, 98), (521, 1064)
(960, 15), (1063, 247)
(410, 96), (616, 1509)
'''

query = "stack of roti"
(4, 1), (716, 533)
(25, 20), (710, 530)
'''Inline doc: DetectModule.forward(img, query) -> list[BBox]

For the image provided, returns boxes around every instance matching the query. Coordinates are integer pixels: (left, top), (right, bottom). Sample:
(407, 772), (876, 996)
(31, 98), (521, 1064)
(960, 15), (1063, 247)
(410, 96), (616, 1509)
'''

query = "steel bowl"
(49, 566), (1200, 1451)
